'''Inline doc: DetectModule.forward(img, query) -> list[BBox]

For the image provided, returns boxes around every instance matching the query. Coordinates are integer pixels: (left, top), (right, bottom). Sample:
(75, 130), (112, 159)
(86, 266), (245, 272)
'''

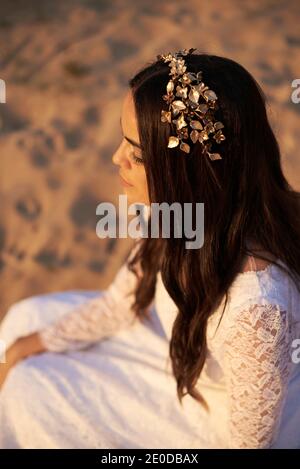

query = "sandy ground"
(0, 0), (299, 319)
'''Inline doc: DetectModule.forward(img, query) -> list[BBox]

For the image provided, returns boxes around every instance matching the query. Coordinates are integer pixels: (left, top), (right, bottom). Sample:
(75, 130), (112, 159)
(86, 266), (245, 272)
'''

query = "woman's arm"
(1, 240), (142, 376)
(37, 240), (143, 352)
(222, 302), (294, 448)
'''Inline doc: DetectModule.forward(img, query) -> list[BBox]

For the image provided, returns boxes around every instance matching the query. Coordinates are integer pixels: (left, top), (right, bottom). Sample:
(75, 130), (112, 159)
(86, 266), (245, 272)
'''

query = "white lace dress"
(0, 244), (300, 449)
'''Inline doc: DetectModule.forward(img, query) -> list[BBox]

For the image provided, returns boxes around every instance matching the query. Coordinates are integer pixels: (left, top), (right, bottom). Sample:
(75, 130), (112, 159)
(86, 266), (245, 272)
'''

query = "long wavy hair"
(124, 52), (300, 410)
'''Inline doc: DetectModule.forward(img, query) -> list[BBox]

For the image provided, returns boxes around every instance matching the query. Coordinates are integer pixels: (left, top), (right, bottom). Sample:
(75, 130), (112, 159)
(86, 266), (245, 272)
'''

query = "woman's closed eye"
(131, 151), (144, 165)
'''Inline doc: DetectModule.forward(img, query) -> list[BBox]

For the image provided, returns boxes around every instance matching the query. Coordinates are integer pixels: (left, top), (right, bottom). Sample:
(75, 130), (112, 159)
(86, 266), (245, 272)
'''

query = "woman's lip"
(119, 173), (133, 187)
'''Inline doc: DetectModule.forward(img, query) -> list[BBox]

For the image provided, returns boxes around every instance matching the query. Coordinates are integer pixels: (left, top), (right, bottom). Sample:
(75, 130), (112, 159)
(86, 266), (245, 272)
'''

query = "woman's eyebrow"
(119, 116), (142, 149)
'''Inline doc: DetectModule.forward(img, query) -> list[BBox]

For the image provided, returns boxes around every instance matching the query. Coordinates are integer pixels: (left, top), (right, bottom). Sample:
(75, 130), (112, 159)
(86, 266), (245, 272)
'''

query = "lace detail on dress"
(223, 303), (294, 448)
(39, 242), (142, 352)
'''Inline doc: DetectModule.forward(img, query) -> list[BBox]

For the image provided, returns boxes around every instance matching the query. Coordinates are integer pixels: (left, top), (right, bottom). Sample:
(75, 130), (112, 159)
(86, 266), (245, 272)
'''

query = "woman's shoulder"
(227, 253), (299, 316)
(207, 254), (300, 347)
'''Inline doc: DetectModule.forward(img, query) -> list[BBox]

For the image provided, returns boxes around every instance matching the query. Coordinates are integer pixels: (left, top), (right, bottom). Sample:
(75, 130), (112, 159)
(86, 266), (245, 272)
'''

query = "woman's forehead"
(121, 90), (140, 141)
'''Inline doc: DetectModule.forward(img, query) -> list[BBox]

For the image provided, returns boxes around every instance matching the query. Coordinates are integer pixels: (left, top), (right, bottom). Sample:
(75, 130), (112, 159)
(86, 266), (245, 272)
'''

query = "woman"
(1, 49), (300, 449)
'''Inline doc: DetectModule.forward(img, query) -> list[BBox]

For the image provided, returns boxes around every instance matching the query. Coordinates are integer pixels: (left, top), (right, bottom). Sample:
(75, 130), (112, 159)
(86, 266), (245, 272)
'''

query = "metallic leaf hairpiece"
(156, 47), (225, 160)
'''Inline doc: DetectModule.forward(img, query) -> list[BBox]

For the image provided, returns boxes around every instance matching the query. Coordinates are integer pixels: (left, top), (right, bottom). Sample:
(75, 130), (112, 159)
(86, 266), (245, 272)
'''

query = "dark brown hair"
(125, 53), (300, 410)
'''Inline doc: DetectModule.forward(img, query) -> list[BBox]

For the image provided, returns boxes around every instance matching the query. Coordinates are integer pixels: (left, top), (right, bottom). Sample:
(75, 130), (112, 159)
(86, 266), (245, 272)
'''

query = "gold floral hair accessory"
(157, 47), (225, 160)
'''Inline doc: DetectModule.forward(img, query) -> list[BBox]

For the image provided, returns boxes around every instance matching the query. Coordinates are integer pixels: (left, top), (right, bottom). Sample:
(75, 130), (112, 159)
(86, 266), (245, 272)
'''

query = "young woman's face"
(112, 89), (150, 207)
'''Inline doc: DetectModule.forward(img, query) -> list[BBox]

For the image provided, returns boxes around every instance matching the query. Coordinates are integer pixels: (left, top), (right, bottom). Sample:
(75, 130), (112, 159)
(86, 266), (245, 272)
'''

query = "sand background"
(0, 0), (299, 320)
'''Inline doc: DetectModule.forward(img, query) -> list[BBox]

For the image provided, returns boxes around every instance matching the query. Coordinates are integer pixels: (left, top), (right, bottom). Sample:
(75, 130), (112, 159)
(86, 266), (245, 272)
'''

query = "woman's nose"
(112, 141), (131, 168)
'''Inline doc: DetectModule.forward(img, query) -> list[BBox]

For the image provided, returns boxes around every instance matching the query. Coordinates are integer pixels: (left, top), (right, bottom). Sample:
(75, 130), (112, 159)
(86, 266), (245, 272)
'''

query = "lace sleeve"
(223, 302), (294, 448)
(38, 241), (142, 353)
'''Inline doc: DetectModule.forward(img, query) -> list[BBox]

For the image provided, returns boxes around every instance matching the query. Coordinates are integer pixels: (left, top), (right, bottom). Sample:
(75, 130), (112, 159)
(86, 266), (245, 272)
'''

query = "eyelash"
(131, 151), (144, 165)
